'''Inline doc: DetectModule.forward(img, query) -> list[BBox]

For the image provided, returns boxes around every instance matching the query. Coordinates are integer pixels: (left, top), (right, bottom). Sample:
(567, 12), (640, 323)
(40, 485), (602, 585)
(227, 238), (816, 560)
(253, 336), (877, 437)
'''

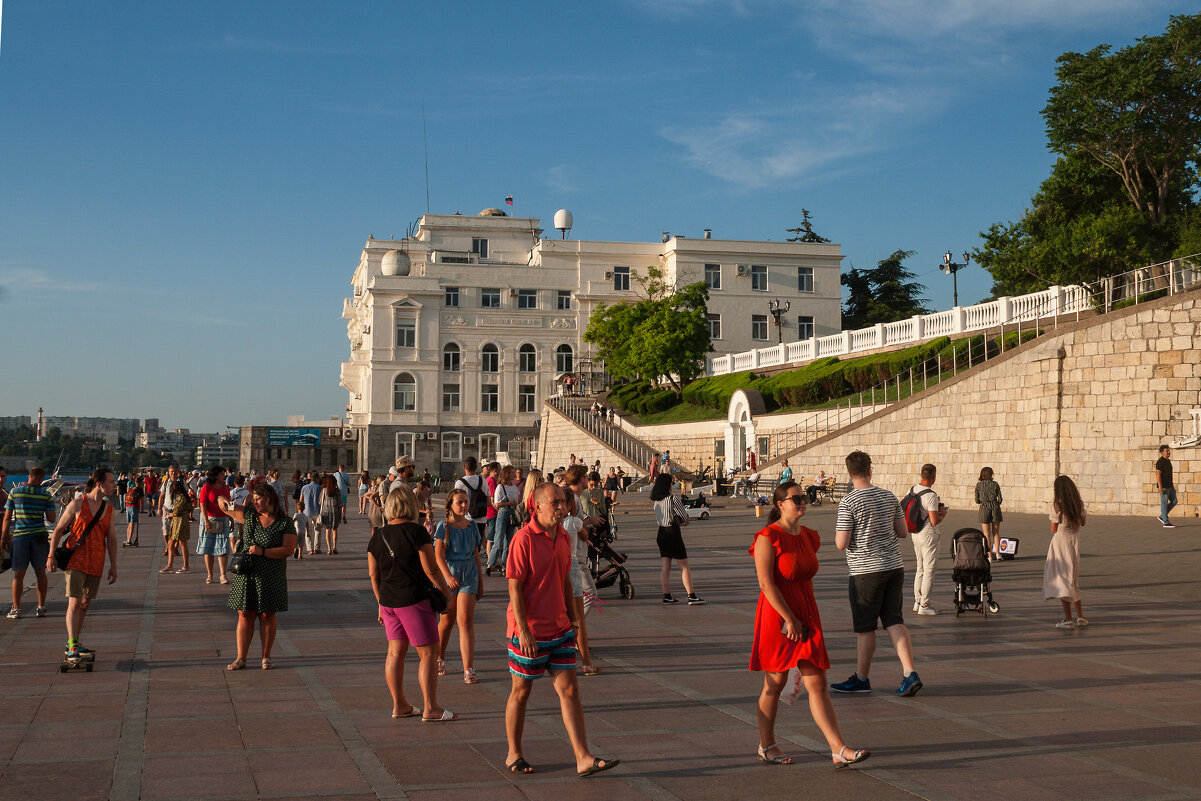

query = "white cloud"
(661, 82), (946, 188)
(544, 165), (579, 193)
(651, 0), (1180, 188)
(0, 268), (105, 294)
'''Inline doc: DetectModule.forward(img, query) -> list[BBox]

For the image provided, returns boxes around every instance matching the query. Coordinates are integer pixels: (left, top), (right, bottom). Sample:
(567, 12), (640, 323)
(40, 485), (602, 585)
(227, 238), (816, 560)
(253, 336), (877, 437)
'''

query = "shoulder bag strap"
(71, 499), (108, 549)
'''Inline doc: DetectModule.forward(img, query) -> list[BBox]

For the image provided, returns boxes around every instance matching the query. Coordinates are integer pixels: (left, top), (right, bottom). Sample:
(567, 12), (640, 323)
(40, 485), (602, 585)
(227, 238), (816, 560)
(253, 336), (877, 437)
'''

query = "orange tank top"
(66, 498), (112, 576)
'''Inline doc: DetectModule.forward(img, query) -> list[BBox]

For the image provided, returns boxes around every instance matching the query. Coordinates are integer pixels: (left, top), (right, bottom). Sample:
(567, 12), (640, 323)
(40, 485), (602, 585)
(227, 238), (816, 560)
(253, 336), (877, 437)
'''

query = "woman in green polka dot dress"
(219, 480), (297, 670)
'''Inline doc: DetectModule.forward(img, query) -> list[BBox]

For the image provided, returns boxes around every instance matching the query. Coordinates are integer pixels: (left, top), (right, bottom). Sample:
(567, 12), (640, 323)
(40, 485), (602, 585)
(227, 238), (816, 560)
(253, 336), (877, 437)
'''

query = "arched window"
(556, 344), (574, 373)
(481, 343), (499, 373)
(443, 343), (461, 372)
(518, 343), (536, 373)
(393, 373), (416, 411)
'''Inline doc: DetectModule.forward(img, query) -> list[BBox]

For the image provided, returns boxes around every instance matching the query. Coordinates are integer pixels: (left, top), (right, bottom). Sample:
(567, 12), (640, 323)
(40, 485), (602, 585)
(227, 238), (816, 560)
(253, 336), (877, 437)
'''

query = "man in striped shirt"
(2, 467), (58, 619)
(830, 451), (923, 697)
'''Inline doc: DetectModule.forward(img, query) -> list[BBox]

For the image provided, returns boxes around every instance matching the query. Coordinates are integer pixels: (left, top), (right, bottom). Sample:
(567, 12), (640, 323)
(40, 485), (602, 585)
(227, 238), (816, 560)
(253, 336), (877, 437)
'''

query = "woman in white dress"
(1044, 475), (1087, 630)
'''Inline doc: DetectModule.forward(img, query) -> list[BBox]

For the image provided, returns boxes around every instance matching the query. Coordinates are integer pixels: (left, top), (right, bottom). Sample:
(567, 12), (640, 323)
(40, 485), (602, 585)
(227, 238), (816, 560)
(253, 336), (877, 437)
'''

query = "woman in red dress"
(750, 481), (869, 767)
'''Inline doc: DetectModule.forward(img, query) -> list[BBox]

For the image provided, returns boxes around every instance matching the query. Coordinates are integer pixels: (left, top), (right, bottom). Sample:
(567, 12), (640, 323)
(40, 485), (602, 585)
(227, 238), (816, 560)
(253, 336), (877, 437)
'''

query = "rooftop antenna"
(421, 97), (431, 214)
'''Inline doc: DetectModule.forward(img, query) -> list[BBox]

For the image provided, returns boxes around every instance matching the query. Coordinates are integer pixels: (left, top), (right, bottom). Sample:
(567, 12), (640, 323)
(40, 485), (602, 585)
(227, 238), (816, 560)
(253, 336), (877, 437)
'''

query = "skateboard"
(60, 650), (95, 673)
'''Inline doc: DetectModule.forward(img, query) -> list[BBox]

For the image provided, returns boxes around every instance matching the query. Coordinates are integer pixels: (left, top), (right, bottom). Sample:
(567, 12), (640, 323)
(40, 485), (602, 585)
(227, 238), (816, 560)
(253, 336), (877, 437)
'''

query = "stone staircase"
(544, 396), (693, 485)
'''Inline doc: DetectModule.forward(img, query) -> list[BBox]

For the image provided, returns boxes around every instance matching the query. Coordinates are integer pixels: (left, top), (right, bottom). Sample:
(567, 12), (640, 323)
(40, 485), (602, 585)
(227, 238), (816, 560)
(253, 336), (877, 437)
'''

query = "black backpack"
(463, 475), (488, 519)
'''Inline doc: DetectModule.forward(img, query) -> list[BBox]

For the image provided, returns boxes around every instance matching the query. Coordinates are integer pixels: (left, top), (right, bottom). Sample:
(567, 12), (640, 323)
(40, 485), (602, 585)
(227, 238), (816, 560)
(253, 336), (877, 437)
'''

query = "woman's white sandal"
(757, 744), (792, 764)
(832, 746), (870, 768)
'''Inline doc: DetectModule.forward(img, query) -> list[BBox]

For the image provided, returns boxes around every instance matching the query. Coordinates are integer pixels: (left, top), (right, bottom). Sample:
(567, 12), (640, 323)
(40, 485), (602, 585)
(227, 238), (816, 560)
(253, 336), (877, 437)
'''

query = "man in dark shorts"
(831, 451), (922, 697)
(503, 483), (618, 778)
(3, 466), (57, 619)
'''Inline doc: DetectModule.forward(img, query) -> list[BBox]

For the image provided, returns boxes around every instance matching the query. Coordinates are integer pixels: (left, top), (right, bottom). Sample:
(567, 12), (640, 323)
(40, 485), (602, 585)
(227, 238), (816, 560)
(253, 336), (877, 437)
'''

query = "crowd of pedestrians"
(1, 441), (1178, 777)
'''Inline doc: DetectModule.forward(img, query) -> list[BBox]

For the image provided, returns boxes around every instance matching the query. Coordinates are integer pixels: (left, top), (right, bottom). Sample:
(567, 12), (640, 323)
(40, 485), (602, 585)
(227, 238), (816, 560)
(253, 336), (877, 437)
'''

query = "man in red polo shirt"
(503, 482), (618, 779)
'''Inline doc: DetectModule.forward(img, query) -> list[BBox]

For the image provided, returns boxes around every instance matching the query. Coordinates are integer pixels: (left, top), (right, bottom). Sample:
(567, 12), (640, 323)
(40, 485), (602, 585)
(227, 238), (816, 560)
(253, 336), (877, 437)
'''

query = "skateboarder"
(47, 468), (118, 662)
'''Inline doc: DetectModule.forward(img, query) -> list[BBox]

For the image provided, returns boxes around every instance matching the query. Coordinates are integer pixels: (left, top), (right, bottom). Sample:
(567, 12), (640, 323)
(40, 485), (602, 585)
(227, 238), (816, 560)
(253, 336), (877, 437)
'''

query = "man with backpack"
(455, 456), (492, 546)
(903, 464), (946, 616)
(831, 451), (922, 698)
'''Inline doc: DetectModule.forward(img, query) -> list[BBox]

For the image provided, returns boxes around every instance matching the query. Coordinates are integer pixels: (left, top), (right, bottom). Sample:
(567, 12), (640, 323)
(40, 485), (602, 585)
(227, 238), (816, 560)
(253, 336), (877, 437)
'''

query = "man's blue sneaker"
(896, 671), (923, 697)
(830, 673), (871, 693)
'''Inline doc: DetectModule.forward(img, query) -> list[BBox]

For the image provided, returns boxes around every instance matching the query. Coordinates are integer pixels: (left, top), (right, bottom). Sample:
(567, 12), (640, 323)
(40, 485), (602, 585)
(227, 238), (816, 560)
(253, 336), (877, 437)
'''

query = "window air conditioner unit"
(342, 429), (357, 441)
(736, 264), (748, 276)
(509, 289), (518, 297)
(426, 431), (439, 440)
(604, 270), (613, 280)
(463, 436), (476, 445)
(328, 428), (341, 438)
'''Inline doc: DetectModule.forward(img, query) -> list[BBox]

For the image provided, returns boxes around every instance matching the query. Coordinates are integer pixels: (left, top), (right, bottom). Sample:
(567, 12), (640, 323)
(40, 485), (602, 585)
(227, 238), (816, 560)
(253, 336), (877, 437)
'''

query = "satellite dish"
(554, 209), (573, 239)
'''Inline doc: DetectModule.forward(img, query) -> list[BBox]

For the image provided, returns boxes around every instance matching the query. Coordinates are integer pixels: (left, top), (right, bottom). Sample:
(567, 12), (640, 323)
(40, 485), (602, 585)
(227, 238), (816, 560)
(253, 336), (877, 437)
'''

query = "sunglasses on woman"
(784, 495), (807, 506)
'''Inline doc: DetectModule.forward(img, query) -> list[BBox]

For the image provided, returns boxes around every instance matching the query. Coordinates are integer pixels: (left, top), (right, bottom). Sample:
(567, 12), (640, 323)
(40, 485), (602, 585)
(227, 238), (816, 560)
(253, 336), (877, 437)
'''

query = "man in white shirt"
(909, 463), (946, 616)
(454, 457), (490, 530)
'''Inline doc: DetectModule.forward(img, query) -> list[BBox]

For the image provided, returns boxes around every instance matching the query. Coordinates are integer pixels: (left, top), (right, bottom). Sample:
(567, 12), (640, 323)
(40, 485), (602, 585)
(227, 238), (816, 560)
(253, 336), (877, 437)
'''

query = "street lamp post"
(940, 251), (971, 307)
(768, 298), (791, 344)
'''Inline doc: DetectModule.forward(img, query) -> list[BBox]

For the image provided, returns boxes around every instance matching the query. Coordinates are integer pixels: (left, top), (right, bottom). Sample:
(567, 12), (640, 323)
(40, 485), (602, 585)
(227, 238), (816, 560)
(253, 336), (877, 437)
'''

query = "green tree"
(840, 250), (930, 329)
(839, 265), (873, 330)
(976, 151), (1170, 295)
(979, 14), (1201, 294)
(1044, 14), (1201, 227)
(786, 209), (831, 243)
(584, 266), (710, 391)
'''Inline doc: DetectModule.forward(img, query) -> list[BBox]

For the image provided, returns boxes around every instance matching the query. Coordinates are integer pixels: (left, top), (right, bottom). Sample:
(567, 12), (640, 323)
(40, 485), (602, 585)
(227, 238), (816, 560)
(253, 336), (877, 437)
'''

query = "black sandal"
(507, 757), (535, 774)
(578, 757), (619, 778)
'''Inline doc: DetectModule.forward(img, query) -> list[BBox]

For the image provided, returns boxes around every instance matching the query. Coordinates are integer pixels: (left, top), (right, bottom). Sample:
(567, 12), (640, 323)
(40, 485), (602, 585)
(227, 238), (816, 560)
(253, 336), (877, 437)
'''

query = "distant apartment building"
(139, 429), (234, 466)
(340, 208), (842, 475)
(43, 416), (140, 440)
(195, 440), (240, 468)
(0, 416), (32, 432)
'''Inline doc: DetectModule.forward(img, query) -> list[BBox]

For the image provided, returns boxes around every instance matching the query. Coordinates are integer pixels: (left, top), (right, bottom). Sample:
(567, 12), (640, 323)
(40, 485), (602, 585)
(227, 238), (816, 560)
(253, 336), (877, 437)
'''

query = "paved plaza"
(2, 497), (1200, 801)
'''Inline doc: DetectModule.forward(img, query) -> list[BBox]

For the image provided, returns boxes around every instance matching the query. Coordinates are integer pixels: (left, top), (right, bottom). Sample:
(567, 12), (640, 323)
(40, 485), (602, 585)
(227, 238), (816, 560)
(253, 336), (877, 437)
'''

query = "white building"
(340, 209), (842, 475)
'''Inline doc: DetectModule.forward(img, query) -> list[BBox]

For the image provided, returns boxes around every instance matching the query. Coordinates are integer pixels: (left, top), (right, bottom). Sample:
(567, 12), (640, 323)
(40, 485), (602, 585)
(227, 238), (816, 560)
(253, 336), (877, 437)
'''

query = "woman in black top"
(368, 485), (454, 721)
(651, 473), (704, 605)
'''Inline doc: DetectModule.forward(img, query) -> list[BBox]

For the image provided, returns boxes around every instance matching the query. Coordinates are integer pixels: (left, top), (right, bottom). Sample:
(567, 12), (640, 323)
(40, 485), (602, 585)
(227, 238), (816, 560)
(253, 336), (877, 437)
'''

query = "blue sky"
(1, 0), (1192, 432)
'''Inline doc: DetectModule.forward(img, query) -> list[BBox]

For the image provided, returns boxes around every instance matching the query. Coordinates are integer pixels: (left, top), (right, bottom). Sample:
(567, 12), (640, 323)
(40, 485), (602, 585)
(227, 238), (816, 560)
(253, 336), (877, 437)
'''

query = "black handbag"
(228, 551), (254, 576)
(228, 526), (255, 576)
(54, 500), (108, 570)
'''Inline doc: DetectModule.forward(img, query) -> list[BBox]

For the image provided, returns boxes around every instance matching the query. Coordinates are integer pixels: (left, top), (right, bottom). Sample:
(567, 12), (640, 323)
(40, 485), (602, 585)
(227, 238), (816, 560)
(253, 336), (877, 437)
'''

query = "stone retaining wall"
(787, 296), (1198, 516)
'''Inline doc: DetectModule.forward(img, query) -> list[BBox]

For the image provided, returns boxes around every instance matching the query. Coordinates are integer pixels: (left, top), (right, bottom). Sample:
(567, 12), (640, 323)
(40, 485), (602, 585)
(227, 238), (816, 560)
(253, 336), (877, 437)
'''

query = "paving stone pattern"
(1, 502), (1199, 800)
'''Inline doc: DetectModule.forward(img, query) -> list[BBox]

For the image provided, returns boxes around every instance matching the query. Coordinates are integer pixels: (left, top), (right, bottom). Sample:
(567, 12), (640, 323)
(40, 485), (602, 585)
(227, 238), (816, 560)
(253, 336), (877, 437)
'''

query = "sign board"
(267, 428), (321, 447)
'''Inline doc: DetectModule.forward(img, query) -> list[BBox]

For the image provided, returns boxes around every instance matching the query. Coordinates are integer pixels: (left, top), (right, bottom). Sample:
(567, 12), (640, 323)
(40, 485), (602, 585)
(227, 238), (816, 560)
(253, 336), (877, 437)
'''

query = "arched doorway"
(726, 389), (767, 475)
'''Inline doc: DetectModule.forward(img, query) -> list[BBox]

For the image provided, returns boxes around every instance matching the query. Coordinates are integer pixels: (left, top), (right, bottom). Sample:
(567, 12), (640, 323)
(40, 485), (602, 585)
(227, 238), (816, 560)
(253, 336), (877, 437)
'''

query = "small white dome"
(381, 249), (410, 276)
(554, 209), (573, 232)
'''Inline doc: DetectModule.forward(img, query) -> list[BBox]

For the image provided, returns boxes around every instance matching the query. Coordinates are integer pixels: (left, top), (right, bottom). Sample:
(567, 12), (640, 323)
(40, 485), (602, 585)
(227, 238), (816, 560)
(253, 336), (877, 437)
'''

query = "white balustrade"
(706, 257), (1198, 376)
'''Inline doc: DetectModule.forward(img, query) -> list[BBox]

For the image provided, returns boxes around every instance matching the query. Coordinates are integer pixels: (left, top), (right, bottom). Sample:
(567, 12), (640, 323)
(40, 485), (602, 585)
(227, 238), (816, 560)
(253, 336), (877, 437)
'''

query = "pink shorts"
(380, 600), (438, 646)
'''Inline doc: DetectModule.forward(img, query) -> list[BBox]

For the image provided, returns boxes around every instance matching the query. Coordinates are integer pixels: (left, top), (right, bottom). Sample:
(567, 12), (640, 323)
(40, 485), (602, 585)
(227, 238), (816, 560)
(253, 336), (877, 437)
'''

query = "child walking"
(1044, 475), (1087, 629)
(293, 498), (308, 560)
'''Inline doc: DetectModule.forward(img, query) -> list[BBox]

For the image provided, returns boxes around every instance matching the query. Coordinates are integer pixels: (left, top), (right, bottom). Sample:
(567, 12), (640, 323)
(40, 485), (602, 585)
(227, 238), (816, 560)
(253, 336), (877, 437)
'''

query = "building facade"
(340, 209), (842, 476)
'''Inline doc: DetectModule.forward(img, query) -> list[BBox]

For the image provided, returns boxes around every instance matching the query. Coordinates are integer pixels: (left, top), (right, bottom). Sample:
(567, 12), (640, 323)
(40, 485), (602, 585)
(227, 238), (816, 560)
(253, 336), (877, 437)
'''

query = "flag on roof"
(505, 195), (513, 206)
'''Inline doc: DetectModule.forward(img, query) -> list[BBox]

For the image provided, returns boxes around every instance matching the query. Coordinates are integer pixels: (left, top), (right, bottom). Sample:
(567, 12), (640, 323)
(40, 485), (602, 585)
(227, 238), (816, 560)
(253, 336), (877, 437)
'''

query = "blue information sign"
(266, 428), (322, 447)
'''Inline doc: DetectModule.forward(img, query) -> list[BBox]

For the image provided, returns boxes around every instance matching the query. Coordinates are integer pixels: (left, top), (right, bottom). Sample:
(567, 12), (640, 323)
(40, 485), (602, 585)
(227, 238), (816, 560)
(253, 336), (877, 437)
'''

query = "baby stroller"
(587, 512), (634, 599)
(950, 528), (999, 617)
